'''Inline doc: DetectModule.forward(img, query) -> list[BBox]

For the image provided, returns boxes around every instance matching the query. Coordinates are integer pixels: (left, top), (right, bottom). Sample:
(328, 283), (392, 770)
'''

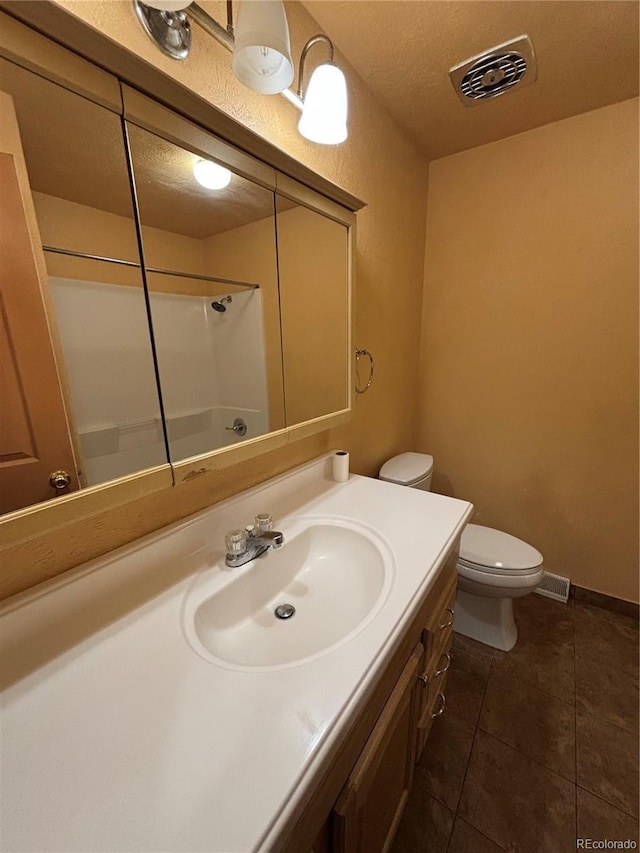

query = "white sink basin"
(183, 517), (394, 670)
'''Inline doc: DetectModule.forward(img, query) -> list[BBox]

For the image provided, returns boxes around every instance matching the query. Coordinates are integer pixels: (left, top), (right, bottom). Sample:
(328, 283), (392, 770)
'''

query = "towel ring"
(355, 348), (374, 394)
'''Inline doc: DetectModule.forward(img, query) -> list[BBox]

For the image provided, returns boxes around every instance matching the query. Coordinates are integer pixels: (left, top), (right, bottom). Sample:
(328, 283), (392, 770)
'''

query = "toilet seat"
(460, 524), (543, 573)
(457, 560), (544, 592)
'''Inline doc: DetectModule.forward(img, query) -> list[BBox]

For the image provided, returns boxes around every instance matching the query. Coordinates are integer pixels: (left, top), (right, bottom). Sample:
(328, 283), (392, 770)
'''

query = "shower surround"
(51, 277), (270, 484)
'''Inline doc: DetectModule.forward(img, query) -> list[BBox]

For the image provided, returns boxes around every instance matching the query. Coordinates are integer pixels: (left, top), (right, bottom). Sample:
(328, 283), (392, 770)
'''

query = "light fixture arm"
(297, 35), (335, 100)
(225, 0), (234, 37)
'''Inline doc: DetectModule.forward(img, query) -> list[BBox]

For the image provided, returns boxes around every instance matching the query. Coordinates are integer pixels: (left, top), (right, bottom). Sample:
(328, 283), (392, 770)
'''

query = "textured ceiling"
(301, 0), (640, 161)
(0, 56), (279, 239)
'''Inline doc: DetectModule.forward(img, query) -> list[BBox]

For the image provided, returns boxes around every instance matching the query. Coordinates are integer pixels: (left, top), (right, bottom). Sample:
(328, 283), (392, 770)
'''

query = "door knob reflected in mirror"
(49, 470), (72, 491)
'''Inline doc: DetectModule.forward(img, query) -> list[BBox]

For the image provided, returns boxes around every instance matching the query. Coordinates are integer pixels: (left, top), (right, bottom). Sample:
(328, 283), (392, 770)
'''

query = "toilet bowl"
(378, 453), (543, 651)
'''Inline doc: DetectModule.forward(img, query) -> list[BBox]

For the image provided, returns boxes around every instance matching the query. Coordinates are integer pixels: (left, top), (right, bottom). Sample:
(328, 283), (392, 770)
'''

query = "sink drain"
(274, 603), (296, 620)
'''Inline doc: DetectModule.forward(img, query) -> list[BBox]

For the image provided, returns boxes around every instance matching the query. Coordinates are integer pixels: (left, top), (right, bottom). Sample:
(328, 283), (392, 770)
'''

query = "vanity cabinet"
(416, 553), (457, 759)
(293, 547), (459, 853)
(332, 643), (422, 853)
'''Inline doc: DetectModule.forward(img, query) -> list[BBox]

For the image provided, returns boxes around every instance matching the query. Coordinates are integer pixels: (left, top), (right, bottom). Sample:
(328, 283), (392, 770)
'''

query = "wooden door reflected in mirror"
(0, 59), (166, 516)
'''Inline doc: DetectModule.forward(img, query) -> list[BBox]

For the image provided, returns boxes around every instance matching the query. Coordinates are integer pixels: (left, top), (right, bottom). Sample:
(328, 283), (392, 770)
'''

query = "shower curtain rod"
(42, 246), (260, 290)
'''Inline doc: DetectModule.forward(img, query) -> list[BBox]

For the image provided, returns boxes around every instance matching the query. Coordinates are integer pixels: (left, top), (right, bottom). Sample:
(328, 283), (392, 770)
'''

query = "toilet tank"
(378, 452), (433, 491)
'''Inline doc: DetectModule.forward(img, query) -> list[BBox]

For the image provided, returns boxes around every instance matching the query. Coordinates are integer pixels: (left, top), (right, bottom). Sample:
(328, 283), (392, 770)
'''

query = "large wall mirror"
(0, 58), (167, 516)
(126, 123), (285, 465)
(0, 13), (357, 531)
(276, 195), (349, 426)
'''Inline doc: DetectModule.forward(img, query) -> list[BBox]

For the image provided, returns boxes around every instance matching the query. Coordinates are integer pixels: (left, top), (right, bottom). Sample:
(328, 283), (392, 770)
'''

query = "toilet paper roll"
(333, 450), (349, 483)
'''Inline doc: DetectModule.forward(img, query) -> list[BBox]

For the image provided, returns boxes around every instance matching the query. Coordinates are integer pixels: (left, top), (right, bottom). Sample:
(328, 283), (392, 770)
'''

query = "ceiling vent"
(449, 35), (537, 106)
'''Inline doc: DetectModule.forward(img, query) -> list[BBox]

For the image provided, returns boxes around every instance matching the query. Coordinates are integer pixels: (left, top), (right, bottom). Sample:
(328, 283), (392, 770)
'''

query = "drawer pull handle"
(434, 652), (451, 677)
(431, 693), (446, 719)
(439, 608), (455, 630)
(418, 673), (429, 685)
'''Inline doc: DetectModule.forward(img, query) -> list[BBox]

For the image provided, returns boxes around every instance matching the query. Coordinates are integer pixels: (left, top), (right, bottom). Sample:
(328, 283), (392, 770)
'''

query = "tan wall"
(34, 192), (205, 286)
(276, 206), (348, 425)
(1, 1), (429, 599)
(418, 99), (639, 604)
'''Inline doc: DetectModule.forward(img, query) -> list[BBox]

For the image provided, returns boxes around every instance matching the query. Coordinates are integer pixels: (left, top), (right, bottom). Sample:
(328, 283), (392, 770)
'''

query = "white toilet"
(378, 452), (544, 651)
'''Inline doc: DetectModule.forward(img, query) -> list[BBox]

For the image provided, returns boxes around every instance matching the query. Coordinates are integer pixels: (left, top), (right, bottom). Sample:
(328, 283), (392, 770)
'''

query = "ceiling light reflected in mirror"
(193, 159), (232, 190)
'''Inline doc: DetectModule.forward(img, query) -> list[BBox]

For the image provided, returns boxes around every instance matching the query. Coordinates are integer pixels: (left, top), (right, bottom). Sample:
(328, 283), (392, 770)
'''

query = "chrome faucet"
(224, 513), (284, 568)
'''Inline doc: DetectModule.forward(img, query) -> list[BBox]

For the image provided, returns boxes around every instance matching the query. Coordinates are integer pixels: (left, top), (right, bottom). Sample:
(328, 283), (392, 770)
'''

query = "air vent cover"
(450, 35), (537, 106)
(535, 571), (571, 603)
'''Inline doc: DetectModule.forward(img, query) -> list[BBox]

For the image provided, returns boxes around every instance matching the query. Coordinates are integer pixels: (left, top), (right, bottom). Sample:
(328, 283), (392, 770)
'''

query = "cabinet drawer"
(416, 665), (449, 761)
(417, 640), (452, 730)
(421, 581), (455, 669)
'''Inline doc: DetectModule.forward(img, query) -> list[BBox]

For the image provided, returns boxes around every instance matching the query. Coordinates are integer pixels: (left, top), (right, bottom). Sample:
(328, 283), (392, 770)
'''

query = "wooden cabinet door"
(0, 92), (78, 513)
(333, 643), (423, 853)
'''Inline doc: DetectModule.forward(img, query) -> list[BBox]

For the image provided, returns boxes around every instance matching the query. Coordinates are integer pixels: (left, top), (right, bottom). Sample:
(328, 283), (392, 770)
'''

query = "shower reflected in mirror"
(211, 295), (232, 313)
(126, 123), (286, 464)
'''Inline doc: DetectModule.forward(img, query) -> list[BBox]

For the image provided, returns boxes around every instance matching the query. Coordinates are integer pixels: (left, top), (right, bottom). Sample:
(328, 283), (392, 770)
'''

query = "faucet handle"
(225, 528), (248, 555)
(254, 513), (273, 534)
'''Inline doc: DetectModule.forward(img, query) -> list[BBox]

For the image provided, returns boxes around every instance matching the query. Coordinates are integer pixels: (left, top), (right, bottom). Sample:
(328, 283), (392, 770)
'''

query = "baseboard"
(570, 584), (639, 622)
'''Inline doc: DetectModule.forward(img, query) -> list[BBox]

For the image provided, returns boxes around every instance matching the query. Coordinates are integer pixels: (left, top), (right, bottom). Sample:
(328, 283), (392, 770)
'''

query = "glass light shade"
(193, 159), (232, 190)
(298, 63), (348, 145)
(142, 0), (192, 10)
(232, 0), (294, 95)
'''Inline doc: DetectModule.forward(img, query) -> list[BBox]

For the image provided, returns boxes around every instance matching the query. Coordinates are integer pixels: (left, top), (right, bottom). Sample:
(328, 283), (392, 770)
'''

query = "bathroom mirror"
(275, 195), (350, 426)
(0, 9), (359, 541)
(125, 123), (286, 464)
(0, 58), (167, 517)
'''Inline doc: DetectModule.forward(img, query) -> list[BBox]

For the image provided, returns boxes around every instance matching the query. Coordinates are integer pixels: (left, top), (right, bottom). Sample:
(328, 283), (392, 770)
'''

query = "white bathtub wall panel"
(84, 437), (167, 484)
(149, 291), (220, 417)
(50, 278), (163, 430)
(50, 277), (167, 483)
(211, 289), (270, 415)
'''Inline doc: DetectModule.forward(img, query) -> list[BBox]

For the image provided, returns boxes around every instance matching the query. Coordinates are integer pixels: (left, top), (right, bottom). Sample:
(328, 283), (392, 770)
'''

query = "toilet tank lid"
(379, 452), (434, 485)
(461, 524), (543, 570)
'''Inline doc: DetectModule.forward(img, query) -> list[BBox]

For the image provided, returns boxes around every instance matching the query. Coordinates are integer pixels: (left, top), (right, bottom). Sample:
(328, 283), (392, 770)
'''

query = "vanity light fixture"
(231, 0), (294, 94)
(134, 0), (193, 60)
(134, 1), (349, 144)
(193, 159), (232, 190)
(297, 35), (348, 145)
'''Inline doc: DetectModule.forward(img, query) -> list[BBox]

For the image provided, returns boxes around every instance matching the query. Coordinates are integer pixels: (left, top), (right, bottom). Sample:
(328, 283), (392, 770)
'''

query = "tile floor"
(391, 594), (640, 853)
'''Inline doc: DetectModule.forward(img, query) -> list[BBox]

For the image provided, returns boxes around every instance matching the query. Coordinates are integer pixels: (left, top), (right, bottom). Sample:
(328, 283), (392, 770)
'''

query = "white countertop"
(0, 455), (472, 852)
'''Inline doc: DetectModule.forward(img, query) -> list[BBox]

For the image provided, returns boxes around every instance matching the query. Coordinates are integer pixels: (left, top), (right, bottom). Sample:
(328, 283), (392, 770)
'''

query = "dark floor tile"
(577, 788), (639, 847)
(452, 631), (496, 666)
(417, 710), (476, 810)
(458, 730), (576, 853)
(576, 653), (639, 734)
(573, 601), (639, 676)
(479, 671), (576, 781)
(513, 595), (575, 647)
(390, 773), (454, 853)
(447, 818), (505, 853)
(572, 588), (640, 623)
(577, 712), (639, 818)
(491, 639), (575, 704)
(446, 649), (491, 725)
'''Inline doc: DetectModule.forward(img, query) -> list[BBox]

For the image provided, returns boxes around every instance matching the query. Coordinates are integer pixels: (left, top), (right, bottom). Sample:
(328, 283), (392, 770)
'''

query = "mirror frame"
(0, 7), (360, 549)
